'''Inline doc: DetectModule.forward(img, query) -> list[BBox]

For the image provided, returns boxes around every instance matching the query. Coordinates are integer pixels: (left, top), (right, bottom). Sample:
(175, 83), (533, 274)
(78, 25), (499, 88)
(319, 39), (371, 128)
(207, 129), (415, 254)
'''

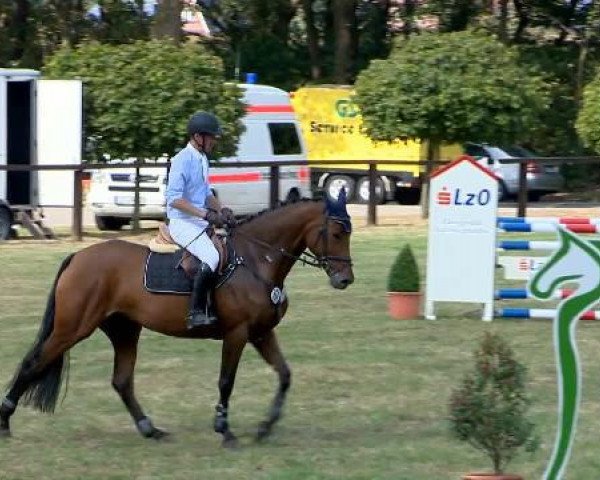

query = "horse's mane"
(235, 197), (322, 227)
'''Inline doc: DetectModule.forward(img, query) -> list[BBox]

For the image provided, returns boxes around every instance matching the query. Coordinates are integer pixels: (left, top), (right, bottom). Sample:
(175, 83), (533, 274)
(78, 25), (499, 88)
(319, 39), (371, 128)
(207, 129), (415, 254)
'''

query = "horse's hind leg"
(252, 331), (291, 441)
(0, 329), (83, 436)
(101, 315), (168, 440)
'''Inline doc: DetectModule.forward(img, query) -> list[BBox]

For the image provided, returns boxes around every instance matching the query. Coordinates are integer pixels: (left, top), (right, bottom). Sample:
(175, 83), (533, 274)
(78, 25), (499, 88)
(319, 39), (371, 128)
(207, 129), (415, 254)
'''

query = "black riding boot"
(186, 262), (217, 329)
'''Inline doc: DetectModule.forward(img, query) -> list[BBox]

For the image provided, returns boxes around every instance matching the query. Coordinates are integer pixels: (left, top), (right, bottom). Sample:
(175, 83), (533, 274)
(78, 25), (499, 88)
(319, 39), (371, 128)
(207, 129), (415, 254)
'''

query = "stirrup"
(186, 310), (217, 329)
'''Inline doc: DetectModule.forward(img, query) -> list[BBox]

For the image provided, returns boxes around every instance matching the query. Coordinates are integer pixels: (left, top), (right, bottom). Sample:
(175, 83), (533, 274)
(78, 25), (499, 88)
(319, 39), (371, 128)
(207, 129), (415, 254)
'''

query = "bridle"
(310, 215), (353, 275)
(231, 213), (353, 274)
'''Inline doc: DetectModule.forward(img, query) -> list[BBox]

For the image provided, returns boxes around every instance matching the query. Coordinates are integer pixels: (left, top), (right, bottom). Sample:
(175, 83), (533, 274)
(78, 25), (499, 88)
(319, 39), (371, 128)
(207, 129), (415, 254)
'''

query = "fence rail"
(1, 156), (598, 240)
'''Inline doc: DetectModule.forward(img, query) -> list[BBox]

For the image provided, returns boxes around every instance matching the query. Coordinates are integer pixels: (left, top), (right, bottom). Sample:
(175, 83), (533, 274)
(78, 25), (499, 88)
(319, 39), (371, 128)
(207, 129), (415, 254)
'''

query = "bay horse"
(0, 193), (354, 447)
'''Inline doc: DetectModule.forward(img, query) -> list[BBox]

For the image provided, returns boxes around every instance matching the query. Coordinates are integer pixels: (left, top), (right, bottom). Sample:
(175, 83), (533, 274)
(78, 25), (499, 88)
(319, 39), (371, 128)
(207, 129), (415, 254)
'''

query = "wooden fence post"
(368, 163), (377, 226)
(517, 161), (528, 218)
(72, 168), (83, 241)
(270, 165), (280, 209)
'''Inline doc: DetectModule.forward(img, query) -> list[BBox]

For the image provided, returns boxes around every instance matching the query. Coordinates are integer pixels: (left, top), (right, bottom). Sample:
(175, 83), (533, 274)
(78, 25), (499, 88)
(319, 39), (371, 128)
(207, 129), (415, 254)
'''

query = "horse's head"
(305, 189), (354, 289)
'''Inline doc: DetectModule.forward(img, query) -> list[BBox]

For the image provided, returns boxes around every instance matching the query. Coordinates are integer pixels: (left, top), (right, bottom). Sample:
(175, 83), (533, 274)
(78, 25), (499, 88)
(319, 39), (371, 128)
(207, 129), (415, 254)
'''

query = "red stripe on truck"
(209, 172), (262, 183)
(247, 105), (294, 113)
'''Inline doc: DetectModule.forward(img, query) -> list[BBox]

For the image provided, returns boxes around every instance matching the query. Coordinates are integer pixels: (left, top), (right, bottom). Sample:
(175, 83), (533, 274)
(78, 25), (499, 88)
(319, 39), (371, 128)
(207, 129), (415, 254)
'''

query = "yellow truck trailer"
(290, 86), (461, 204)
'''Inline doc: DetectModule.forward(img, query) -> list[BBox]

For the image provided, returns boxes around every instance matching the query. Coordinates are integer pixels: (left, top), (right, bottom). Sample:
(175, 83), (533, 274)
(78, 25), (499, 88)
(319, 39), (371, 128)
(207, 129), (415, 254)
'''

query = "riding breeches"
(167, 218), (219, 272)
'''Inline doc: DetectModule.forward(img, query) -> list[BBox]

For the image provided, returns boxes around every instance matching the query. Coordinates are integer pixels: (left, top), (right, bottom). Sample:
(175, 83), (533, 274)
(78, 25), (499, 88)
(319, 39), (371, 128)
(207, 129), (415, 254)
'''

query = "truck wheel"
(0, 207), (12, 240)
(396, 188), (421, 205)
(356, 176), (385, 204)
(324, 175), (355, 202)
(96, 215), (128, 231)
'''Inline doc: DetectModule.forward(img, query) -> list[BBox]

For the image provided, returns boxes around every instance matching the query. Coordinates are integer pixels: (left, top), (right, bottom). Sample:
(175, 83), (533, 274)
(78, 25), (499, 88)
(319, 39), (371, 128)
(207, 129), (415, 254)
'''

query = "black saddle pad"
(144, 250), (193, 295)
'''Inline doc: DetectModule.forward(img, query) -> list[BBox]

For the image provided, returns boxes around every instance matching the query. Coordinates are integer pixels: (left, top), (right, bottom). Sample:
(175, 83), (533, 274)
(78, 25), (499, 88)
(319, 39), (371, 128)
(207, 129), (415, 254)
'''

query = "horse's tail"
(11, 253), (76, 413)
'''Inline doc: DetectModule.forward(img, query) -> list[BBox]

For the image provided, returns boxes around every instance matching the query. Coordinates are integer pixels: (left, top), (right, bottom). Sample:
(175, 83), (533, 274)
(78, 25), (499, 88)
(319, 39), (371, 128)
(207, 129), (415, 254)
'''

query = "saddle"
(148, 223), (228, 276)
(143, 223), (230, 295)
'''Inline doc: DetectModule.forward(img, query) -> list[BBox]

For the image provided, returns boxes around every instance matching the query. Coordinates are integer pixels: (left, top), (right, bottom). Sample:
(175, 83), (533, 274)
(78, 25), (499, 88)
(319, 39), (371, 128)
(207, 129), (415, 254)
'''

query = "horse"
(0, 192), (354, 448)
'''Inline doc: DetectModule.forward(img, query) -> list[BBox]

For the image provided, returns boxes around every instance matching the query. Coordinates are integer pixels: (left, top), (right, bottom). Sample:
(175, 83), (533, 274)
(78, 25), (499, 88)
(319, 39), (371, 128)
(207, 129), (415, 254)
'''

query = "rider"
(165, 111), (235, 329)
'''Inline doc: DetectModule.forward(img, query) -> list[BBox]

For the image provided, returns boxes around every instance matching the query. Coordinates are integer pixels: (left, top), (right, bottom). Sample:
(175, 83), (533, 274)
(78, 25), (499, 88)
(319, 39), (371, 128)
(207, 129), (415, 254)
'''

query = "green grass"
(1, 227), (600, 479)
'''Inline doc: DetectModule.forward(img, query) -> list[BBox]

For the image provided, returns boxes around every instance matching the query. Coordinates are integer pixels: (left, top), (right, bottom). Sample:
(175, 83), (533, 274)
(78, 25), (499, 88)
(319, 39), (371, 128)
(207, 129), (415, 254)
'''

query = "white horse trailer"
(0, 69), (82, 239)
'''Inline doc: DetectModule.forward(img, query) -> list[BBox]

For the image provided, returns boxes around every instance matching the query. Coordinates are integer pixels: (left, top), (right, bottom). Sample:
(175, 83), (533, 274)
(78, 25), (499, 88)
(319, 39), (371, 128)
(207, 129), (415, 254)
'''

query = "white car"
(87, 83), (311, 230)
(87, 159), (167, 230)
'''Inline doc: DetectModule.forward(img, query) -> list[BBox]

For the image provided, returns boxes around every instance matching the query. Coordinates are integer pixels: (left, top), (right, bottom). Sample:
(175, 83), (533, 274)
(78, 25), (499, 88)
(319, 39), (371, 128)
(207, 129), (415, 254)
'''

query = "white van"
(87, 83), (311, 230)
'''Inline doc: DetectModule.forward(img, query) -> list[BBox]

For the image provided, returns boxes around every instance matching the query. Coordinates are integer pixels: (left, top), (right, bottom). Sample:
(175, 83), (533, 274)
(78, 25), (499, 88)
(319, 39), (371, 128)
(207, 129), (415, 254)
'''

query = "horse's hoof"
(150, 428), (170, 441)
(0, 427), (11, 438)
(222, 434), (239, 449)
(255, 421), (271, 441)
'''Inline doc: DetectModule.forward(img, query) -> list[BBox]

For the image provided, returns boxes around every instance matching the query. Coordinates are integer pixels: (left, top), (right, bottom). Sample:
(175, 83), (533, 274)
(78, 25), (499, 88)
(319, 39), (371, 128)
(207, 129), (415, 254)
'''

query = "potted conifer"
(387, 244), (422, 319)
(449, 333), (539, 480)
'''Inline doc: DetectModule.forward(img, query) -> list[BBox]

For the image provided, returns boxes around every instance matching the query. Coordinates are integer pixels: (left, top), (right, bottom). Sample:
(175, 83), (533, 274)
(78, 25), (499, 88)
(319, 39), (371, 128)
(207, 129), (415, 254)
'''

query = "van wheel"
(96, 215), (128, 231)
(356, 176), (385, 204)
(0, 207), (12, 240)
(286, 188), (301, 203)
(324, 175), (355, 202)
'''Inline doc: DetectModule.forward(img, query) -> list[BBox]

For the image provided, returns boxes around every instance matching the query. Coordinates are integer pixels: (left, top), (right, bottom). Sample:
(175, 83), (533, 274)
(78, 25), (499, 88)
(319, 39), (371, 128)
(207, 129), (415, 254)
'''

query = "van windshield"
(268, 123), (302, 155)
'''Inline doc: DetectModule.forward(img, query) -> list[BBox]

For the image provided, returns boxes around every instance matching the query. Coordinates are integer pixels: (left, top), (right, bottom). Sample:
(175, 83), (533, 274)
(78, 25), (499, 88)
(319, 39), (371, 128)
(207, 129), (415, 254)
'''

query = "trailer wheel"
(96, 215), (128, 231)
(356, 176), (385, 204)
(0, 207), (12, 240)
(324, 175), (355, 202)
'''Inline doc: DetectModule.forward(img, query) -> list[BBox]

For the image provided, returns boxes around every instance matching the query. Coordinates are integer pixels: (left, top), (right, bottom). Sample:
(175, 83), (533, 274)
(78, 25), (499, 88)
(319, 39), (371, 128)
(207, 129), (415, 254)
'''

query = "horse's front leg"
(252, 330), (291, 441)
(214, 325), (248, 448)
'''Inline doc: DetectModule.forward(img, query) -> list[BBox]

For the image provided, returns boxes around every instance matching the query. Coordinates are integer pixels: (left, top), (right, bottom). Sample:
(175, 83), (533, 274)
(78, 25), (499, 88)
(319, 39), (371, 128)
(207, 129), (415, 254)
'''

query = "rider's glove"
(220, 207), (236, 227)
(205, 209), (225, 228)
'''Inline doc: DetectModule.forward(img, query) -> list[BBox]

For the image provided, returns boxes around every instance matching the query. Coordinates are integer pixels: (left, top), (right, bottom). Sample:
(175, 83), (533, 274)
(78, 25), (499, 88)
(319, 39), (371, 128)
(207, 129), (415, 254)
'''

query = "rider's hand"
(221, 207), (236, 227)
(205, 209), (225, 228)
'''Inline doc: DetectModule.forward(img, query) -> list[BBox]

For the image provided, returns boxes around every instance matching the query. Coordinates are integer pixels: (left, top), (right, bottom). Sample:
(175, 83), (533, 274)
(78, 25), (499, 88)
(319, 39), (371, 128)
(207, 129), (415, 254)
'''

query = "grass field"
(1, 225), (600, 479)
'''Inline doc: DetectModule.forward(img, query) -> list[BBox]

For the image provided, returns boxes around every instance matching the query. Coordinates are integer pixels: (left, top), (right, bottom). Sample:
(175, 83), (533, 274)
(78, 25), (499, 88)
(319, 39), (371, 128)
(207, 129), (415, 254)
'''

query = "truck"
(0, 69), (82, 239)
(290, 86), (461, 204)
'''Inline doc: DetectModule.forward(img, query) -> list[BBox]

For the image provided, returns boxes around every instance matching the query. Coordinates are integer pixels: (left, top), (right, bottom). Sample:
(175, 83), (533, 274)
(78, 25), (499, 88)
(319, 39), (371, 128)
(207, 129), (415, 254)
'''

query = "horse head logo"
(529, 227), (600, 480)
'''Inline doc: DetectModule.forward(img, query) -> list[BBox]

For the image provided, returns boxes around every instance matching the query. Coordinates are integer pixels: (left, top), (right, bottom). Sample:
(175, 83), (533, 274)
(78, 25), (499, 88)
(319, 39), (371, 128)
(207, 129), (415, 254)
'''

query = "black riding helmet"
(187, 111), (222, 138)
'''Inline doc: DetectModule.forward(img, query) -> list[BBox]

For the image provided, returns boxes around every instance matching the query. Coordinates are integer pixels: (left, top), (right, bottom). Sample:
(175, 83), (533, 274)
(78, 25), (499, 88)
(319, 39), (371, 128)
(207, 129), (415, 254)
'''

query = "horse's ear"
(337, 187), (347, 206)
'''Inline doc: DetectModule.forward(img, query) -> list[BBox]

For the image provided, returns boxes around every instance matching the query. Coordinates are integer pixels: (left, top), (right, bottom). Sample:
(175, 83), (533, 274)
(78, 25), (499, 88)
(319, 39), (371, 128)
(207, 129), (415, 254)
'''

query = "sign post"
(425, 155), (499, 321)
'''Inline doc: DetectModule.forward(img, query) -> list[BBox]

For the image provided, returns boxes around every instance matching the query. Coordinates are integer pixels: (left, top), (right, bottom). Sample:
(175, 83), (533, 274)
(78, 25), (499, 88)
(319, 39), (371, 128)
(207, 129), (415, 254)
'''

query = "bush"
(449, 333), (538, 474)
(387, 244), (420, 292)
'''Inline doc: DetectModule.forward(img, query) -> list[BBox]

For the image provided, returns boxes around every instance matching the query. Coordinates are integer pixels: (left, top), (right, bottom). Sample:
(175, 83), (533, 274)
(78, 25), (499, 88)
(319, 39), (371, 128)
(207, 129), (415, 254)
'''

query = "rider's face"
(193, 133), (217, 154)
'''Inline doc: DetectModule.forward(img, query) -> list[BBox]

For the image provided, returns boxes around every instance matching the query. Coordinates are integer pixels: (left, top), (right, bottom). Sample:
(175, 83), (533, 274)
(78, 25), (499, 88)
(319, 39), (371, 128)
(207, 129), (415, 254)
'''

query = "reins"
(229, 215), (353, 271)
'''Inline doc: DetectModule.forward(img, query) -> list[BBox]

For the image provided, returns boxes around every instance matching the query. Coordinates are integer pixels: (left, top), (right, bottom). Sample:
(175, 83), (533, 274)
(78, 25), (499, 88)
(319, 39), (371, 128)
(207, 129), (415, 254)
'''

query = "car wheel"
(0, 207), (12, 240)
(356, 176), (385, 204)
(96, 215), (128, 231)
(498, 181), (510, 202)
(528, 191), (543, 202)
(324, 175), (355, 202)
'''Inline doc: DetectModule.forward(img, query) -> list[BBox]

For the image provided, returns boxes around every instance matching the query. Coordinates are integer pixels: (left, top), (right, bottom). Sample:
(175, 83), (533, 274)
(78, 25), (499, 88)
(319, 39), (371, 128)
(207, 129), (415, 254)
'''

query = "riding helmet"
(187, 111), (223, 138)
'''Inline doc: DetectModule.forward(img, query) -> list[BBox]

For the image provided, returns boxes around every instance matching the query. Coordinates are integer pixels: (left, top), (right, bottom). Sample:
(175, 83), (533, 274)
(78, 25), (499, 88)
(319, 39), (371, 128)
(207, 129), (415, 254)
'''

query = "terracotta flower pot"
(387, 291), (422, 319)
(462, 473), (523, 480)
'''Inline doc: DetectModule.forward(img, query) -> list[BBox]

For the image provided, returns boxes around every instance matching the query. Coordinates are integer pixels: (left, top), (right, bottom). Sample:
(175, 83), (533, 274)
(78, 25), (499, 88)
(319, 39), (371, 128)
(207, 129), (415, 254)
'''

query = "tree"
(151, 0), (182, 43)
(354, 31), (549, 215)
(575, 73), (600, 154)
(43, 40), (245, 161)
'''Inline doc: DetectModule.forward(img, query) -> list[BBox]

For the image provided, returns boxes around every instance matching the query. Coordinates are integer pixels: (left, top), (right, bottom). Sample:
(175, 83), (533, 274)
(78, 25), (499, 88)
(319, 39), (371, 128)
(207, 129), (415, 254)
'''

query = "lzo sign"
(529, 228), (600, 479)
